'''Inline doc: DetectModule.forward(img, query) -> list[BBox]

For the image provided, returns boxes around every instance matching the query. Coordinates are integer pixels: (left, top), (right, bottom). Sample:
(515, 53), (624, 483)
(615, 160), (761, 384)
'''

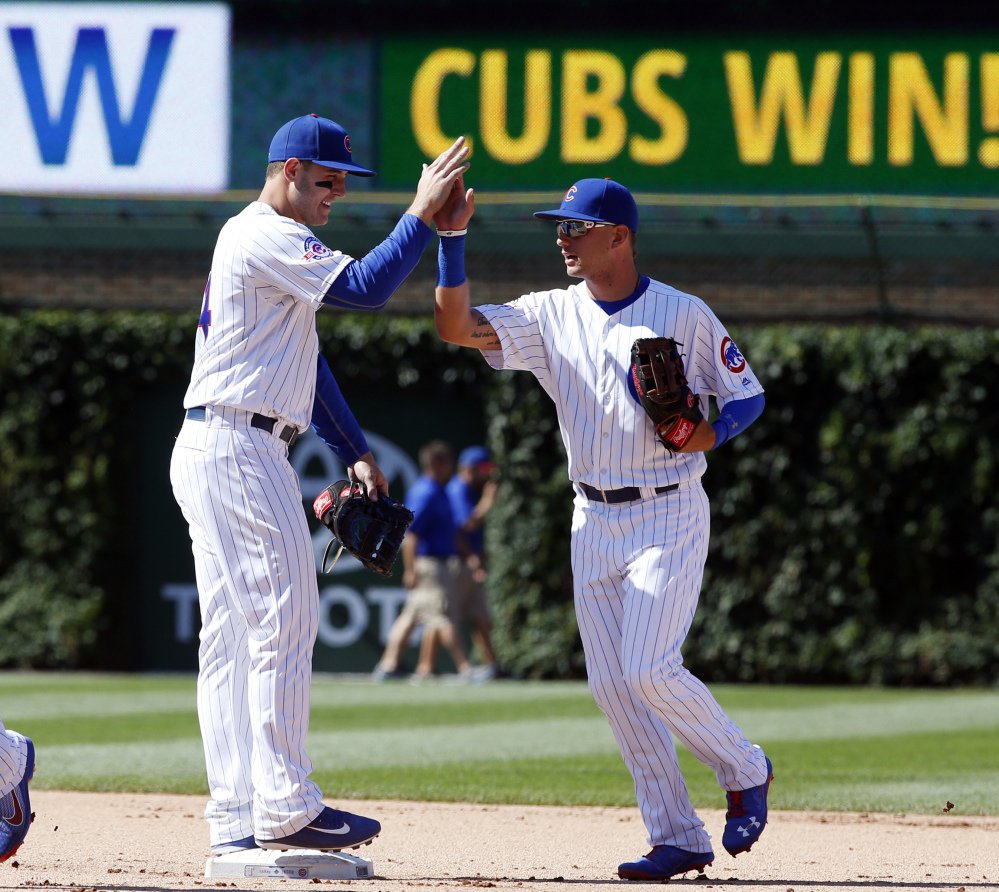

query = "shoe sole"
(0, 841), (25, 864)
(725, 837), (760, 857)
(256, 831), (379, 852)
(618, 858), (713, 880)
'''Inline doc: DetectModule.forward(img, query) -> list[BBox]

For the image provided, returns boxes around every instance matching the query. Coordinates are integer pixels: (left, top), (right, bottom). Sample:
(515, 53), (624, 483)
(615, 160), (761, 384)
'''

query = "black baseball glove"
(313, 480), (414, 576)
(630, 337), (703, 453)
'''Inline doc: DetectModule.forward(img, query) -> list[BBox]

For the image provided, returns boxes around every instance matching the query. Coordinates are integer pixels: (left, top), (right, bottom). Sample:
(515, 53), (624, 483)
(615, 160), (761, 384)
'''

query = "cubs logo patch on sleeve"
(303, 236), (331, 261)
(721, 337), (747, 374)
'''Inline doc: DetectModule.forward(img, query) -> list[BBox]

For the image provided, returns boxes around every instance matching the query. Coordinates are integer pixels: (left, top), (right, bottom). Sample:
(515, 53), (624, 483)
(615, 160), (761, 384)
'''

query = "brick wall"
(2, 197), (996, 325)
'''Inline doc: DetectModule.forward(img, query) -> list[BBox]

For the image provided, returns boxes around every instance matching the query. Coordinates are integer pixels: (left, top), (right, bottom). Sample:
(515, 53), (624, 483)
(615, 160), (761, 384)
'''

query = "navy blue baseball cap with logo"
(533, 178), (639, 232)
(268, 113), (376, 177)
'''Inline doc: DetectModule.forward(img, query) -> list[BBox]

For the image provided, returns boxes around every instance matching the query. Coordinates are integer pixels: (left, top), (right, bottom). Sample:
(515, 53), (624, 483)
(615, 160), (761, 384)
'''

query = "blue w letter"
(9, 26), (175, 165)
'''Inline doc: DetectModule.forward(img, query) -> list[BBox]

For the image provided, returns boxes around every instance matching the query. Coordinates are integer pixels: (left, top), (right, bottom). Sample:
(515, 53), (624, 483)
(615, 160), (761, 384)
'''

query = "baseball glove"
(313, 480), (414, 576)
(630, 337), (703, 453)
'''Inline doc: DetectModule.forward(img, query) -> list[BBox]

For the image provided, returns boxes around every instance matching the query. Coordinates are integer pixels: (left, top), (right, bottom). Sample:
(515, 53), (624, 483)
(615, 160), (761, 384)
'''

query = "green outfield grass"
(2, 673), (997, 816)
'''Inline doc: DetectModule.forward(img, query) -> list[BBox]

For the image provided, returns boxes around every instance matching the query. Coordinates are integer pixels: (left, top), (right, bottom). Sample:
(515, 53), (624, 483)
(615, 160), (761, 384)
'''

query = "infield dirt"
(3, 791), (996, 892)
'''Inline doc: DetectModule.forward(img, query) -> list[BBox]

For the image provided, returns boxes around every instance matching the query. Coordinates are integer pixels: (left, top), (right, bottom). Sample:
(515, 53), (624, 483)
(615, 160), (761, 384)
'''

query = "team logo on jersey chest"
(304, 236), (331, 260)
(721, 337), (747, 373)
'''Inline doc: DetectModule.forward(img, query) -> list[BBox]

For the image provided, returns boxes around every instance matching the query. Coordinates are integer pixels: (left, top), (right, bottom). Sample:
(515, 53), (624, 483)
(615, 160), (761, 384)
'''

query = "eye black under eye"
(315, 180), (334, 189)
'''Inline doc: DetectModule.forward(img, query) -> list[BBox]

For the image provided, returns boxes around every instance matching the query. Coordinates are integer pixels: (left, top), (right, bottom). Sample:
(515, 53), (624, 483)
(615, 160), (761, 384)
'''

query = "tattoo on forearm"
(470, 310), (501, 349)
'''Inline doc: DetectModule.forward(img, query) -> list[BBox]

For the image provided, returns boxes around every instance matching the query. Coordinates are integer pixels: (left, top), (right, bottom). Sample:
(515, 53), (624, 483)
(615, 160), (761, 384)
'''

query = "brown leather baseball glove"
(630, 337), (703, 453)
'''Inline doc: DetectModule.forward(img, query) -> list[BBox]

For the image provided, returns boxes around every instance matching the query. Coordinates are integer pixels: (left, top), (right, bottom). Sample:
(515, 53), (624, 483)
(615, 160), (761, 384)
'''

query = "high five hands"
(408, 136), (472, 224)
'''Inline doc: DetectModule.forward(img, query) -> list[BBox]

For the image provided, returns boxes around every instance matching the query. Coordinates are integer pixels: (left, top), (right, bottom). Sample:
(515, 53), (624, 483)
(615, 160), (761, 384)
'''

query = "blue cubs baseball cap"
(533, 178), (639, 232)
(268, 113), (376, 177)
(458, 445), (494, 472)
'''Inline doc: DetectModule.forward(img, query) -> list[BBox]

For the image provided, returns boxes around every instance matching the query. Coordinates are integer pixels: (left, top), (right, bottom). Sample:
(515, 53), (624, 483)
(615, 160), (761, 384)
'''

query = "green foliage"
(484, 372), (582, 679)
(1, 311), (997, 683)
(695, 326), (999, 685)
(0, 310), (490, 669)
(316, 314), (488, 394)
(0, 310), (193, 667)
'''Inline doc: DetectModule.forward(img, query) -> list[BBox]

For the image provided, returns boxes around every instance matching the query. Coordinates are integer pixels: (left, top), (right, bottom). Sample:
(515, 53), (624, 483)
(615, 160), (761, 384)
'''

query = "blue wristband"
(437, 235), (466, 288)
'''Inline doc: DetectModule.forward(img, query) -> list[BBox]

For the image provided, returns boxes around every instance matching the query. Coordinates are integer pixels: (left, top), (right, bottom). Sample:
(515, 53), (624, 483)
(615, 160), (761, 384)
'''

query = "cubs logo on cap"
(268, 114), (376, 177)
(533, 178), (639, 232)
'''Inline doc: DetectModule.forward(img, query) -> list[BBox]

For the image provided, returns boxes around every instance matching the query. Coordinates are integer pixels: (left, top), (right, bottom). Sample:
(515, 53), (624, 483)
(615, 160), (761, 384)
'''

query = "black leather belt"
(186, 406), (299, 446)
(577, 481), (678, 504)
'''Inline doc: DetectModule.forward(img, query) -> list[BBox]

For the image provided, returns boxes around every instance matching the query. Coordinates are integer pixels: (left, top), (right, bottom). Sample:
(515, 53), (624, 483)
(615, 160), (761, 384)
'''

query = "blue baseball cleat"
(723, 755), (774, 856)
(617, 844), (714, 880)
(210, 835), (257, 855)
(256, 806), (380, 851)
(0, 737), (35, 863)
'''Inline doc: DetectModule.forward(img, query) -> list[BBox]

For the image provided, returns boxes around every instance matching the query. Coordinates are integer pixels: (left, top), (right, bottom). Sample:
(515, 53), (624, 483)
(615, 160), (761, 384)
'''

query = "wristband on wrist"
(437, 228), (467, 237)
(437, 234), (466, 288)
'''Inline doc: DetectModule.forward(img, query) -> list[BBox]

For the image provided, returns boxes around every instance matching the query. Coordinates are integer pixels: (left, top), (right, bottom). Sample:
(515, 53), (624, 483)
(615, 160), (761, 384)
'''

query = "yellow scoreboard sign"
(378, 37), (999, 193)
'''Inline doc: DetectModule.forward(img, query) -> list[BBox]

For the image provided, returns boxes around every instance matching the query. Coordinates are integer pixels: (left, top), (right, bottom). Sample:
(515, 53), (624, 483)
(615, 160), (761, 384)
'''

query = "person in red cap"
(171, 115), (469, 859)
(431, 176), (772, 881)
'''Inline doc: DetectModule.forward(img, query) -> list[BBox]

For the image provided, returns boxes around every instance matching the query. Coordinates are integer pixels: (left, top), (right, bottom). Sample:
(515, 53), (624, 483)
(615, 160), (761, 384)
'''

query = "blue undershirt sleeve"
(311, 352), (370, 465)
(322, 213), (433, 310)
(711, 393), (765, 449)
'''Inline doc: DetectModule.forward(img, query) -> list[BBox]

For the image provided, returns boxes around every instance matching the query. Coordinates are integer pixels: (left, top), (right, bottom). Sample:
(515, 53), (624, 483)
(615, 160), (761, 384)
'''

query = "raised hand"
(433, 173), (475, 234)
(407, 136), (471, 224)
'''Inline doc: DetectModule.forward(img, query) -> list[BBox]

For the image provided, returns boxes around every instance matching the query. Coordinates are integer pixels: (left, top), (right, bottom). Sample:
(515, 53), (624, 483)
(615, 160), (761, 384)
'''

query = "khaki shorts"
(398, 555), (459, 630)
(449, 560), (491, 625)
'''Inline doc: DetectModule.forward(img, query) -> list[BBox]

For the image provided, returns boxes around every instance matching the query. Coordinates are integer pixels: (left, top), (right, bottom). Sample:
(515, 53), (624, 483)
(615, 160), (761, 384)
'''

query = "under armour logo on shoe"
(738, 816), (761, 837)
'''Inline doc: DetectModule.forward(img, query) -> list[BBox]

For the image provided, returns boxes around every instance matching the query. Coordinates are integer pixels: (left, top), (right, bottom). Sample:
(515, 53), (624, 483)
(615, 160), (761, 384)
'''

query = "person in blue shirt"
(442, 445), (500, 679)
(372, 440), (472, 680)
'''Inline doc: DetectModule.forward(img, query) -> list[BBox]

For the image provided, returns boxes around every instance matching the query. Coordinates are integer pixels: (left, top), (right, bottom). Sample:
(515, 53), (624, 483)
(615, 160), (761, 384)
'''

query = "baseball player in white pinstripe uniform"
(433, 177), (773, 881)
(0, 722), (34, 863)
(170, 114), (469, 856)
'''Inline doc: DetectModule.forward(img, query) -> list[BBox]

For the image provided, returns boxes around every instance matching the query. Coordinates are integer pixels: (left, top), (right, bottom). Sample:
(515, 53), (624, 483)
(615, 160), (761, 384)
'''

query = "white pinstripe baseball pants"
(571, 482), (768, 853)
(0, 723), (28, 798)
(170, 412), (324, 846)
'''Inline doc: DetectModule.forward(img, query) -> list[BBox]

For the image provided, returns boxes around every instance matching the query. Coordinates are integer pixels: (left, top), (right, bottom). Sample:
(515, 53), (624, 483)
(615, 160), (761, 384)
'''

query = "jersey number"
(198, 275), (212, 337)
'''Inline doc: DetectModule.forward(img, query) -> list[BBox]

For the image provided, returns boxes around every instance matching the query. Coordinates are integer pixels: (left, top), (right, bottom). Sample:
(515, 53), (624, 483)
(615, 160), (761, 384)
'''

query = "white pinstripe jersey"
(479, 278), (764, 489)
(183, 201), (353, 430)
